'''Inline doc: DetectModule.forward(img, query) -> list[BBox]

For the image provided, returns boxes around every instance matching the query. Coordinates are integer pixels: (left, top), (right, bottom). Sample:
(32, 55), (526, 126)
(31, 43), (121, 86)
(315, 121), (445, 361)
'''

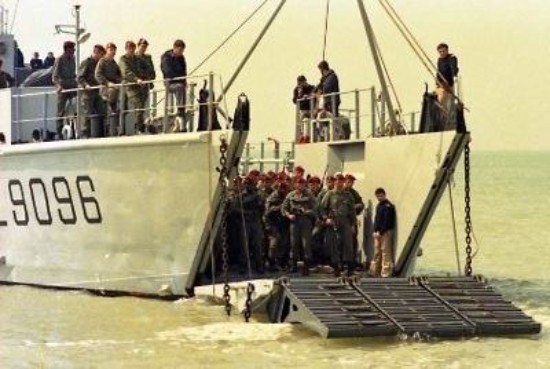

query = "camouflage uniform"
(264, 189), (290, 268)
(77, 56), (105, 137)
(321, 188), (356, 268)
(345, 186), (365, 264)
(95, 58), (122, 136)
(119, 54), (149, 133)
(282, 190), (318, 271)
(231, 185), (265, 272)
(52, 54), (77, 136)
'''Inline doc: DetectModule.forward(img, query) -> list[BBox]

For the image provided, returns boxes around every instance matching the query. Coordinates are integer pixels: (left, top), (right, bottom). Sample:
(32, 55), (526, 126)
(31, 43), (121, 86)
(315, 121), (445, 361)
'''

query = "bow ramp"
(267, 276), (541, 339)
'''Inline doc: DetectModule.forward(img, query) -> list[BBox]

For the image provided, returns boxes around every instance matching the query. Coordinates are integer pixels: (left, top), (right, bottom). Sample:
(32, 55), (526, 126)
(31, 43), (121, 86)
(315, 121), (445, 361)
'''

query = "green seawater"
(0, 151), (548, 369)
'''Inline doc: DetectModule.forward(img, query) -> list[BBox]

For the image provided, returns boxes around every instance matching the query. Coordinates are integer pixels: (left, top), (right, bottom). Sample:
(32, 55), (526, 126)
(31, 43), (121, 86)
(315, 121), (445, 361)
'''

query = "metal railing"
(9, 72), (227, 143)
(295, 86), (421, 143)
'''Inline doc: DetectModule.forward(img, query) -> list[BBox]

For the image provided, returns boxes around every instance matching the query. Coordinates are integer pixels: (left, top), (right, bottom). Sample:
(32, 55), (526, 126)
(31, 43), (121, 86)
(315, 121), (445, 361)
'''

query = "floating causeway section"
(267, 276), (541, 338)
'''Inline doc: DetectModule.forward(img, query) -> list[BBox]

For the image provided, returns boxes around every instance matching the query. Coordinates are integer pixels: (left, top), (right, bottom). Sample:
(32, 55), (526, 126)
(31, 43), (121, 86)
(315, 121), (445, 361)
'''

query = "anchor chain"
(244, 282), (255, 322)
(464, 142), (473, 276)
(218, 136), (232, 316)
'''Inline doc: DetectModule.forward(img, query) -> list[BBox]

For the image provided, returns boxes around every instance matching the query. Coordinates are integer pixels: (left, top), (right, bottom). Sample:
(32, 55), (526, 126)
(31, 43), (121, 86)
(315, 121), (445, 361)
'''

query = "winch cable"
(372, 36), (402, 115)
(322, 0), (330, 60)
(447, 177), (462, 275)
(190, 0), (270, 75)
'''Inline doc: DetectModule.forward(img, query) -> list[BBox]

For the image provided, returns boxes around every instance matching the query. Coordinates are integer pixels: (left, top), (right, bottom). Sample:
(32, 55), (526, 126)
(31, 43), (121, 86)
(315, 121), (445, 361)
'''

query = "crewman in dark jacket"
(317, 60), (340, 117)
(161, 39), (187, 130)
(77, 44), (106, 138)
(436, 43), (459, 108)
(369, 187), (396, 278)
(292, 75), (316, 119)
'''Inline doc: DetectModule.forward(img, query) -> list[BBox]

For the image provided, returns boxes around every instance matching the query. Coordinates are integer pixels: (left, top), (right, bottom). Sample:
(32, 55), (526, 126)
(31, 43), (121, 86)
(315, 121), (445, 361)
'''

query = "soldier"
(345, 174), (365, 268)
(136, 38), (156, 84)
(264, 181), (290, 271)
(311, 175), (334, 270)
(119, 41), (149, 133)
(322, 174), (356, 276)
(293, 165), (305, 181)
(235, 176), (265, 273)
(308, 176), (321, 197)
(161, 39), (187, 131)
(369, 188), (396, 278)
(78, 44), (106, 138)
(282, 177), (318, 275)
(95, 42), (123, 136)
(52, 41), (77, 138)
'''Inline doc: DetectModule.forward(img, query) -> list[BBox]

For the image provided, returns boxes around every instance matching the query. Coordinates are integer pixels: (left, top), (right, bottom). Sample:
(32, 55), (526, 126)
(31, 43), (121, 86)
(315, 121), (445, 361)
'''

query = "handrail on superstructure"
(294, 86), (419, 144)
(8, 72), (228, 142)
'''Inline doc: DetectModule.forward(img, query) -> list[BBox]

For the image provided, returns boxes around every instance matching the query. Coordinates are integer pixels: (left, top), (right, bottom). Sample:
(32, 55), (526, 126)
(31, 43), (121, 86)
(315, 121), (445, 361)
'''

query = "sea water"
(0, 151), (548, 369)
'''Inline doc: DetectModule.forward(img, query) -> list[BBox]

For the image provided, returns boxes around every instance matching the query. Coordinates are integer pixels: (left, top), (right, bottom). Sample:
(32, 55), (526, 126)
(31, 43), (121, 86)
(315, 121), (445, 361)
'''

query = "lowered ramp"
(268, 276), (541, 338)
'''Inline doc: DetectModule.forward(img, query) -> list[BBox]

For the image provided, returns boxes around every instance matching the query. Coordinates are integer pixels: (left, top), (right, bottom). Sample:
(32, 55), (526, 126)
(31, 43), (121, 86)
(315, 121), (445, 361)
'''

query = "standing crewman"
(369, 188), (396, 278)
(119, 41), (149, 134)
(345, 174), (365, 268)
(95, 42), (123, 136)
(161, 39), (187, 131)
(292, 75), (316, 120)
(282, 177), (317, 275)
(52, 41), (77, 138)
(264, 181), (290, 271)
(436, 43), (459, 107)
(77, 44), (106, 138)
(317, 60), (340, 117)
(322, 174), (355, 276)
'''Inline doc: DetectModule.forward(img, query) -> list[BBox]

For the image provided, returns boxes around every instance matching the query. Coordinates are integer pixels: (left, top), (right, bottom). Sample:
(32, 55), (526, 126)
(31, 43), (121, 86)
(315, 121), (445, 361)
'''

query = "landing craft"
(0, 1), (540, 339)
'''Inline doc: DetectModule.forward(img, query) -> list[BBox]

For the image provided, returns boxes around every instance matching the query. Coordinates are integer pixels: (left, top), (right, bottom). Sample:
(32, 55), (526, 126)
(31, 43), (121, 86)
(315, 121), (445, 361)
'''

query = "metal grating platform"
(267, 276), (541, 338)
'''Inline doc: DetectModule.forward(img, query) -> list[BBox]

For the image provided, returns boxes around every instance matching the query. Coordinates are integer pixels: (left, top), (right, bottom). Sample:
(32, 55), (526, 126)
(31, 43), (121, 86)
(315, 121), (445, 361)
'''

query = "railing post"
(370, 86), (376, 137)
(295, 100), (300, 141)
(42, 92), (49, 136)
(354, 88), (360, 139)
(162, 84), (169, 133)
(15, 90), (21, 142)
(411, 112), (416, 133)
(274, 141), (280, 172)
(151, 90), (158, 119)
(189, 82), (197, 132)
(260, 141), (265, 173)
(118, 85), (125, 135)
(244, 143), (251, 173)
(207, 72), (214, 131)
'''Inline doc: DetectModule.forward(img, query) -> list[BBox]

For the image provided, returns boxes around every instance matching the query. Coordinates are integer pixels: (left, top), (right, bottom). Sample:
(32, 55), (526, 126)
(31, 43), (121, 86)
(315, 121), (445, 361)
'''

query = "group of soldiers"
(52, 39), (187, 139)
(225, 165), (396, 278)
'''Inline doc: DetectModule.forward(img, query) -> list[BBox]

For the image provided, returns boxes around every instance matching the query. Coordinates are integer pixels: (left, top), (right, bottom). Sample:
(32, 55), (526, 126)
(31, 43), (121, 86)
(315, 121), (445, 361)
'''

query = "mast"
(356, 0), (398, 127)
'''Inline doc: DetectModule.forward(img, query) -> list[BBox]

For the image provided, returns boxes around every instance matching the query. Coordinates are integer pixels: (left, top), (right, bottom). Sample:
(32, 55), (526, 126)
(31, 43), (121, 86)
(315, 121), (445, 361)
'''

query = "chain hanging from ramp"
(244, 282), (255, 322)
(464, 142), (473, 276)
(218, 136), (232, 316)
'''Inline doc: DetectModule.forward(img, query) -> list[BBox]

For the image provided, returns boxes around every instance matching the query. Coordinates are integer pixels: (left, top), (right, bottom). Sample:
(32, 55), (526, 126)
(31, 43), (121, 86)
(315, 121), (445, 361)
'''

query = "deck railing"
(7, 72), (226, 143)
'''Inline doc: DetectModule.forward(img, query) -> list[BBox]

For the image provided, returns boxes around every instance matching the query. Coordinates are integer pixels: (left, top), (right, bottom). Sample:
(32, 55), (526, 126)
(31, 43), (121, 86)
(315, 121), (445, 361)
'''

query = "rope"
(447, 179), (462, 275)
(190, 0), (270, 75)
(322, 0), (330, 60)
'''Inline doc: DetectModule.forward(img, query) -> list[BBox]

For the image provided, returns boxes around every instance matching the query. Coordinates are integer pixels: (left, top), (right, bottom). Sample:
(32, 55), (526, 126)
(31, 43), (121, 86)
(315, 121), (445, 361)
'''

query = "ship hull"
(0, 133), (225, 296)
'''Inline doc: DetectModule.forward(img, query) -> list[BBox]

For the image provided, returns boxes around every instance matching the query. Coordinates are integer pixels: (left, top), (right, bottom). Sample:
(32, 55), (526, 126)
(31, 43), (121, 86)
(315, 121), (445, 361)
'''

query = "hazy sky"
(3, 0), (549, 150)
